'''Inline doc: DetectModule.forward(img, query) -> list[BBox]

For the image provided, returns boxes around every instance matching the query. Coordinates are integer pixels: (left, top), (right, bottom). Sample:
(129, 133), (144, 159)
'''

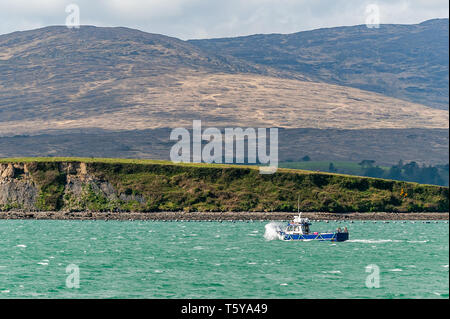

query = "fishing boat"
(277, 212), (349, 241)
(277, 198), (349, 241)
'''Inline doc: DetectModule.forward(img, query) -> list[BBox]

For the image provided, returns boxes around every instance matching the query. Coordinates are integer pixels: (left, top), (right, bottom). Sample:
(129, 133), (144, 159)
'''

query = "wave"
(264, 222), (284, 241)
(323, 270), (342, 274)
(347, 239), (398, 244)
(349, 239), (429, 244)
(433, 291), (449, 297)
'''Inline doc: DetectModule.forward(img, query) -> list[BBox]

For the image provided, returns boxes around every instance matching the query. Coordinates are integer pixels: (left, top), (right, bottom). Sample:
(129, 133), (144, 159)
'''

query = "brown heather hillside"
(0, 25), (448, 166)
(190, 19), (449, 110)
(2, 72), (448, 136)
(0, 26), (448, 135)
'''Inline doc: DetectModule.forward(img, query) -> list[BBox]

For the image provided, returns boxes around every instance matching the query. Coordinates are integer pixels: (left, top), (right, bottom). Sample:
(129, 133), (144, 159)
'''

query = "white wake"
(347, 239), (400, 244)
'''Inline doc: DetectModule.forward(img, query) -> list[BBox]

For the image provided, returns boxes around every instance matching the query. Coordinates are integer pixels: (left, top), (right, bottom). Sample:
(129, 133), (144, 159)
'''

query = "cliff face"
(0, 162), (118, 211)
(0, 163), (37, 210)
(0, 160), (448, 213)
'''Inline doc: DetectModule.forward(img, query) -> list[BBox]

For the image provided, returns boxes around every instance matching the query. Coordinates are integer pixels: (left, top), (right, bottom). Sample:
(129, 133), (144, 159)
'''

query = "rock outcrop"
(0, 162), (118, 211)
(0, 163), (36, 209)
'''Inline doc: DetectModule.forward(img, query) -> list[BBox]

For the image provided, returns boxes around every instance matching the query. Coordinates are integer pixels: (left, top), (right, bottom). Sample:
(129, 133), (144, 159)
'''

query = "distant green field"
(279, 161), (388, 175)
(279, 160), (449, 187)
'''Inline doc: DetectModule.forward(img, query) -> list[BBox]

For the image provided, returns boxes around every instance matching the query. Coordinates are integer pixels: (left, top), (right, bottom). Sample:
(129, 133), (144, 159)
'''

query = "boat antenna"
(297, 195), (301, 218)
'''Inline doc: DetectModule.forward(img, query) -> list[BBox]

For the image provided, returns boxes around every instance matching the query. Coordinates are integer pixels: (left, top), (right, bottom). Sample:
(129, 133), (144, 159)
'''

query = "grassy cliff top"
(1, 157), (447, 187)
(0, 157), (447, 213)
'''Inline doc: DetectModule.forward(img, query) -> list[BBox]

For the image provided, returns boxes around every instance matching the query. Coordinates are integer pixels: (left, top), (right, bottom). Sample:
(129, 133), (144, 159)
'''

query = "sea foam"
(264, 222), (284, 241)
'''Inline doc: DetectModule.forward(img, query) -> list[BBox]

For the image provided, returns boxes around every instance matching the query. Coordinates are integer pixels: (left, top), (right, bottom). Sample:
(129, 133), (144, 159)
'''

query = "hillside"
(0, 25), (448, 135)
(1, 72), (447, 136)
(0, 26), (276, 131)
(190, 19), (449, 110)
(1, 128), (448, 166)
(0, 158), (448, 213)
(0, 24), (448, 166)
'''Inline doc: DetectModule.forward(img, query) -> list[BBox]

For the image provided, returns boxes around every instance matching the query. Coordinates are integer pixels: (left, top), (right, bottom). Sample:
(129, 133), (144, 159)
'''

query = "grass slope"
(1, 158), (448, 213)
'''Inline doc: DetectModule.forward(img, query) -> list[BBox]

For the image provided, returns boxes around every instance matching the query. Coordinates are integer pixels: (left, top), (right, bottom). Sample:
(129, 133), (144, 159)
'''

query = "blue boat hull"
(280, 232), (349, 242)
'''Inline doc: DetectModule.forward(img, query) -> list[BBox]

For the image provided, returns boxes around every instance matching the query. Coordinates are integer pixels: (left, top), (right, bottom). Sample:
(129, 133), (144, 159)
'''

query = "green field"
(0, 157), (448, 213)
(279, 161), (387, 174)
(280, 160), (449, 187)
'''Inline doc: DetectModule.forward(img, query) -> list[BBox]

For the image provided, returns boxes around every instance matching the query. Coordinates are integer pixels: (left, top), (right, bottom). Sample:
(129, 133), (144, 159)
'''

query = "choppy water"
(0, 220), (448, 298)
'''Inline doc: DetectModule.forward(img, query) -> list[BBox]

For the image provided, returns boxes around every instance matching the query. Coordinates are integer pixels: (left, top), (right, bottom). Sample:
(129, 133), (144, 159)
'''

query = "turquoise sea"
(0, 219), (448, 299)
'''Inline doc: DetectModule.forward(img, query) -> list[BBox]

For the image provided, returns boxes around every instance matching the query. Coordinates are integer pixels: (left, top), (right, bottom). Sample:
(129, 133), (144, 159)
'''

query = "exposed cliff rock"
(0, 161), (119, 211)
(0, 163), (36, 209)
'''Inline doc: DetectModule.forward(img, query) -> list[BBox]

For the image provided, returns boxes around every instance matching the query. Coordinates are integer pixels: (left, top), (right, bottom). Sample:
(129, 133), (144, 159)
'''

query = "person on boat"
(337, 227), (341, 233)
(344, 227), (348, 233)
(304, 224), (310, 234)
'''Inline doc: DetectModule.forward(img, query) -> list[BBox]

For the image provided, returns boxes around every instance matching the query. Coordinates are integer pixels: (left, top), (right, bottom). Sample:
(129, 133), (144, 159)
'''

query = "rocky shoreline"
(0, 211), (448, 221)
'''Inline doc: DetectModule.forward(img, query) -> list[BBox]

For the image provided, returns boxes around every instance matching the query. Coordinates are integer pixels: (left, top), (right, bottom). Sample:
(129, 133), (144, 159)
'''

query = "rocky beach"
(1, 211), (448, 221)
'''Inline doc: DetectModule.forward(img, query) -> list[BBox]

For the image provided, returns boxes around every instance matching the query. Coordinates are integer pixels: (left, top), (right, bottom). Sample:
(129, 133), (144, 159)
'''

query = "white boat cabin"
(285, 214), (311, 235)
